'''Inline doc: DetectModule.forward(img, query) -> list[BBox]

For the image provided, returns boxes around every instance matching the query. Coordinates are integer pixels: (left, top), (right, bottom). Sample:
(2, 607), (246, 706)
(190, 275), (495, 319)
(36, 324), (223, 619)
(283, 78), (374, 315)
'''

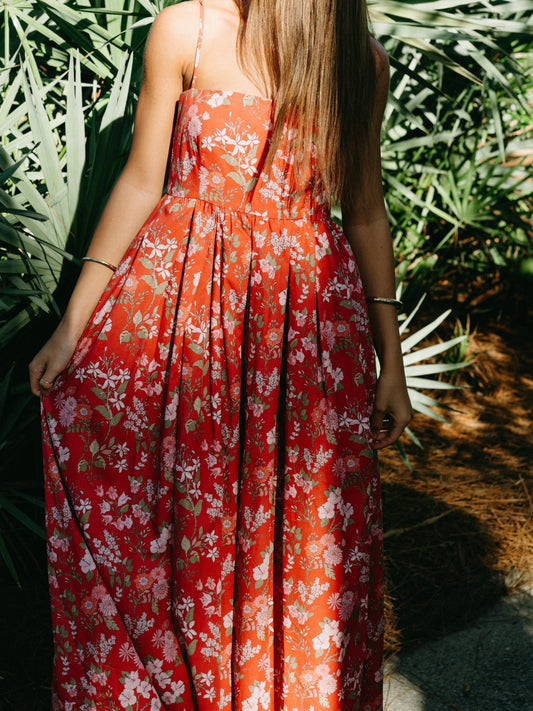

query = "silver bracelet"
(82, 256), (118, 273)
(366, 296), (403, 310)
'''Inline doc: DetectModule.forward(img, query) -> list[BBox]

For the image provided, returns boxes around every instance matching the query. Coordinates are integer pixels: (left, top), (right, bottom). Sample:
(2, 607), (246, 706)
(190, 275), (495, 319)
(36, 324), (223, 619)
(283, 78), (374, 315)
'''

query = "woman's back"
(165, 0), (268, 99)
(165, 1), (328, 216)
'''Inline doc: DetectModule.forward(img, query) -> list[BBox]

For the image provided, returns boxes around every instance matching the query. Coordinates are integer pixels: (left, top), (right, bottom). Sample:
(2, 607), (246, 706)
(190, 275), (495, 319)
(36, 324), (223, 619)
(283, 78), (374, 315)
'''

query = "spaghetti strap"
(190, 0), (204, 89)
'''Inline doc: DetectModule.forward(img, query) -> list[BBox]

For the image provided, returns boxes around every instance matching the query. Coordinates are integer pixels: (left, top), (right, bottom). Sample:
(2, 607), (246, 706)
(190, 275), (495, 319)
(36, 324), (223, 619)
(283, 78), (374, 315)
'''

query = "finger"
(370, 407), (385, 436)
(372, 419), (407, 450)
(370, 406), (396, 448)
(38, 371), (56, 396)
(29, 360), (46, 397)
(30, 359), (56, 397)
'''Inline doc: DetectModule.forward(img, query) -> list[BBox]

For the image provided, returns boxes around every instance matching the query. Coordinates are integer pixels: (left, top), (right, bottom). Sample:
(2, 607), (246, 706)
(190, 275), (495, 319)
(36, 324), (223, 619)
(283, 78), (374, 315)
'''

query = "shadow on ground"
(382, 483), (507, 650)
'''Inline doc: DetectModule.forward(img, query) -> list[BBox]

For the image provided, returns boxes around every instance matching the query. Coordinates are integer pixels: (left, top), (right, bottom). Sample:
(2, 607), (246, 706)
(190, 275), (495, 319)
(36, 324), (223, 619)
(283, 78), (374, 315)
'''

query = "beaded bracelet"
(366, 296), (403, 310)
(82, 256), (118, 273)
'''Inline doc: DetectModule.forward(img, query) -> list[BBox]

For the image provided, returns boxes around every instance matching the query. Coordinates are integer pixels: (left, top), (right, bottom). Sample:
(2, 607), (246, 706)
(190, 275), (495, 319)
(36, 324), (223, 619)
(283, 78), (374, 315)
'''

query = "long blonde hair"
(234, 0), (376, 202)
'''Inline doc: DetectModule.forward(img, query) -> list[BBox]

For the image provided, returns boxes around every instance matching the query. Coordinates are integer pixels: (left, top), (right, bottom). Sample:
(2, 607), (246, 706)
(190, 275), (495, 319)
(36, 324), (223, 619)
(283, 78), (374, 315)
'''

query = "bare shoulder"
(370, 38), (390, 80)
(145, 1), (201, 74)
(199, 0), (240, 34)
(153, 0), (200, 35)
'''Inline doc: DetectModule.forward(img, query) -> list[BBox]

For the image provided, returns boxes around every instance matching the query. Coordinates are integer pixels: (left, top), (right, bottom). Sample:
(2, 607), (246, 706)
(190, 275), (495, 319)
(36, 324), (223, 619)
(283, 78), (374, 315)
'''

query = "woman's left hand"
(370, 367), (413, 450)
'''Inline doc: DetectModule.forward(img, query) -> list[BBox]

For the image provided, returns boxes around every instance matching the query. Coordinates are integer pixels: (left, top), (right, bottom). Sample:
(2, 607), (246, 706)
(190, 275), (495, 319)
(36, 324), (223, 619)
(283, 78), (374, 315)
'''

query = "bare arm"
(342, 42), (412, 449)
(29, 4), (197, 396)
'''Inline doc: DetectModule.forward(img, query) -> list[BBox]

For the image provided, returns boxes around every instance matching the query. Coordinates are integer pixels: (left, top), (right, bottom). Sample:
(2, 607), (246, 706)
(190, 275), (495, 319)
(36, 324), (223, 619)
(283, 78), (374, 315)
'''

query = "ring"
(40, 379), (52, 385)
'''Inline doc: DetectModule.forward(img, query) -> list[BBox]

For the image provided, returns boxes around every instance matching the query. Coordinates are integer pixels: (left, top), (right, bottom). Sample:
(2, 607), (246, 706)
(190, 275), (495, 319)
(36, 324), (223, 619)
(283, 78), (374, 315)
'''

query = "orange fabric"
(42, 41), (383, 711)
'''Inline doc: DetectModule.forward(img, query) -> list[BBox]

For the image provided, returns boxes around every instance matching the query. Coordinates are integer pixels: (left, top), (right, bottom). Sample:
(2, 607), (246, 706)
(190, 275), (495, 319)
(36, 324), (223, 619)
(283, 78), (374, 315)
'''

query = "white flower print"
(206, 91), (229, 108)
(252, 550), (271, 583)
(318, 673), (337, 695)
(119, 687), (136, 708)
(318, 499), (336, 520)
(79, 549), (96, 574)
(242, 681), (270, 711)
(150, 526), (171, 555)
(312, 619), (342, 652)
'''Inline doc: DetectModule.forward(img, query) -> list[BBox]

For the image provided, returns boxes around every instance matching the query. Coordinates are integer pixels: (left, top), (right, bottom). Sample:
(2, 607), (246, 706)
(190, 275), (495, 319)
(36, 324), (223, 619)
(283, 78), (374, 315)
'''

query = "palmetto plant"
(372, 292), (469, 466)
(381, 32), (532, 298)
(1, 54), (134, 344)
(401, 299), (467, 422)
(369, 0), (532, 86)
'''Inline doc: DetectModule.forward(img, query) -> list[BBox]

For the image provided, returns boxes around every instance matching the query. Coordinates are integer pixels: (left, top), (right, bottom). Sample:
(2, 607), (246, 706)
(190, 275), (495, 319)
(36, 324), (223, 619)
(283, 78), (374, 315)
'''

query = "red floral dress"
(42, 3), (383, 709)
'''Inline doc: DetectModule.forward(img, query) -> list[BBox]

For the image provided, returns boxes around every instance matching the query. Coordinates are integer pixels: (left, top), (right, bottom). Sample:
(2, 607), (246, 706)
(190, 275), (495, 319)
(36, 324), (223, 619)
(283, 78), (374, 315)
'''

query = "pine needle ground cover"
(381, 294), (533, 656)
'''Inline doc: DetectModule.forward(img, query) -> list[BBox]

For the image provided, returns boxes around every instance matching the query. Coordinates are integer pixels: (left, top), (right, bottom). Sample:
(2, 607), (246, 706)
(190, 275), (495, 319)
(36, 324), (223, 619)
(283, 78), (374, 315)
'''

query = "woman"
(29, 0), (412, 708)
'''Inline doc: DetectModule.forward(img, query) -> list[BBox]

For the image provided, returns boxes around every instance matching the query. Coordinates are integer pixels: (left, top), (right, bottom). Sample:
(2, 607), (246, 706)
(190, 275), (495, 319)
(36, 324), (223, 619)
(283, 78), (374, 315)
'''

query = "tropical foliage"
(372, 1), (533, 300)
(0, 0), (532, 576)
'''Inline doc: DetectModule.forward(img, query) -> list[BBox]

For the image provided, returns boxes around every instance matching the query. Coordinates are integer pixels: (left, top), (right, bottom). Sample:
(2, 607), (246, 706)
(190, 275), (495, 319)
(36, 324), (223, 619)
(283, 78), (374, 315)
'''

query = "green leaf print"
(193, 358), (209, 376)
(154, 281), (169, 296)
(227, 171), (245, 187)
(140, 274), (157, 289)
(221, 154), (239, 167)
(139, 257), (155, 271)
(185, 419), (196, 433)
(325, 431), (337, 445)
(95, 405), (113, 420)
(110, 412), (124, 427)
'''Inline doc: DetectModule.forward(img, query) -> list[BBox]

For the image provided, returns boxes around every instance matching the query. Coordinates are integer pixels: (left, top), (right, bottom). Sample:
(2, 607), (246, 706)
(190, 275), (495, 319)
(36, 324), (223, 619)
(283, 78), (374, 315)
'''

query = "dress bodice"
(166, 88), (328, 221)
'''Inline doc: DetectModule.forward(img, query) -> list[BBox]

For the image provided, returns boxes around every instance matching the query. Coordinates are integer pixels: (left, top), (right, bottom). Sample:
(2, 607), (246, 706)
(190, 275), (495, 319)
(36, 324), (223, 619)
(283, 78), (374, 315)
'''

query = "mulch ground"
(1, 285), (532, 708)
(381, 288), (533, 655)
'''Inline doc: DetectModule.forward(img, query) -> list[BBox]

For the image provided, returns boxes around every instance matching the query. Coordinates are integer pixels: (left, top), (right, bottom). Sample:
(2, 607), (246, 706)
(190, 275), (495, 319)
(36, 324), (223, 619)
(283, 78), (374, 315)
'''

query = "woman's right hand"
(29, 322), (80, 397)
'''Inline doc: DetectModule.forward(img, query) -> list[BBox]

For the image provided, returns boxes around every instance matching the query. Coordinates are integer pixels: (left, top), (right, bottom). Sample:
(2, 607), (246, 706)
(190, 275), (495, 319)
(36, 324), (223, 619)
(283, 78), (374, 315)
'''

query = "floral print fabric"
(42, 67), (383, 711)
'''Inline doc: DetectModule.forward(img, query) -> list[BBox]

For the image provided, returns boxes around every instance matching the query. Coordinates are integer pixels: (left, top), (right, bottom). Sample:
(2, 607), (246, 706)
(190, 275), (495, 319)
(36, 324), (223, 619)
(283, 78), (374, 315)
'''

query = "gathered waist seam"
(164, 191), (328, 223)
